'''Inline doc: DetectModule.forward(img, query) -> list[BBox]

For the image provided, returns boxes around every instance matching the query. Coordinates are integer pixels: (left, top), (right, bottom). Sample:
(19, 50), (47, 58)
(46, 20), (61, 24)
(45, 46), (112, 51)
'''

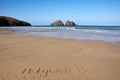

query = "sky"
(0, 0), (120, 25)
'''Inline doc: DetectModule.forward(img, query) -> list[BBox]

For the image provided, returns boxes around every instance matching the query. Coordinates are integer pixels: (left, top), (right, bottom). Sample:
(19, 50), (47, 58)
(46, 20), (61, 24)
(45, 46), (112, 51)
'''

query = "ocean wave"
(0, 26), (120, 43)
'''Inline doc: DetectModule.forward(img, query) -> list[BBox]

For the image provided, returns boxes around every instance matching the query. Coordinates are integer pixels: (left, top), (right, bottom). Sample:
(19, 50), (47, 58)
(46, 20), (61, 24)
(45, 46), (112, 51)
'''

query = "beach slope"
(0, 31), (120, 80)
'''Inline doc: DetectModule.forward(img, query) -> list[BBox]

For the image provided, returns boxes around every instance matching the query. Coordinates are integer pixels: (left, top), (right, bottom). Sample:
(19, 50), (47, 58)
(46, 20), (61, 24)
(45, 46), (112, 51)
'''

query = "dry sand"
(0, 31), (120, 80)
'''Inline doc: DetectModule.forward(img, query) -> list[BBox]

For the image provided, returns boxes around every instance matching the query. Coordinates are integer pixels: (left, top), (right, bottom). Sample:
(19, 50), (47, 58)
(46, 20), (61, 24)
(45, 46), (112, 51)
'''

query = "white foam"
(1, 27), (120, 43)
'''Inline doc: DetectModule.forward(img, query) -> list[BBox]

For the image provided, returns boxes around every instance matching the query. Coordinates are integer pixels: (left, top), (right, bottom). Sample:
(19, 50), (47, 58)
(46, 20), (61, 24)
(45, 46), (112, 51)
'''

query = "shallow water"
(0, 26), (120, 43)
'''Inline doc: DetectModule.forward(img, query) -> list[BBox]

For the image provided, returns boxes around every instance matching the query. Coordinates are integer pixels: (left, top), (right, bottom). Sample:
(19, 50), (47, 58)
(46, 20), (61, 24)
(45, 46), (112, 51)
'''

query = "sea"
(0, 25), (120, 43)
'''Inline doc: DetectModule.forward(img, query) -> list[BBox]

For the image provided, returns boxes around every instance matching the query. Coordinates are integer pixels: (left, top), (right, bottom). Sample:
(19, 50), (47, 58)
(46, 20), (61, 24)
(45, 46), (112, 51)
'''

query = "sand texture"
(0, 31), (120, 80)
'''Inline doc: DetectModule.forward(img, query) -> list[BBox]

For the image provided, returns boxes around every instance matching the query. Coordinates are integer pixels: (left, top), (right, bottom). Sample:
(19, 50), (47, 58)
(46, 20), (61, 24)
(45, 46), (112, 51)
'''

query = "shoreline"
(0, 26), (120, 43)
(0, 31), (120, 80)
(1, 29), (120, 46)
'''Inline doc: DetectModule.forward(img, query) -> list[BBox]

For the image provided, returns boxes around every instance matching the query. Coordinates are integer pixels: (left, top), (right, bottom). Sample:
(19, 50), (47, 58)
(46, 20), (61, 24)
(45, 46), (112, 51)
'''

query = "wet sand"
(0, 31), (120, 80)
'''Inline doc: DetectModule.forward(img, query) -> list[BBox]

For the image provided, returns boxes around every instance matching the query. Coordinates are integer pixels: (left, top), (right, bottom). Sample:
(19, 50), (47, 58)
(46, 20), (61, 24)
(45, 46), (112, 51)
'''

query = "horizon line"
(31, 25), (120, 27)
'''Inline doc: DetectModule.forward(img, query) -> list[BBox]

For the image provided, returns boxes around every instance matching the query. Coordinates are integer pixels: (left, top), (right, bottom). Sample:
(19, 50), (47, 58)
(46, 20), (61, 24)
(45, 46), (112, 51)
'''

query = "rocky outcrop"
(65, 20), (76, 26)
(51, 20), (76, 26)
(0, 16), (31, 26)
(51, 20), (64, 26)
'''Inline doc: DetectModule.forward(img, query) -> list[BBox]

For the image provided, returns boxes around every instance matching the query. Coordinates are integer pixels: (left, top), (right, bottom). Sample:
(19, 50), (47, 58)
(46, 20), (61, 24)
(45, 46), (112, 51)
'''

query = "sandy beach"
(0, 31), (120, 80)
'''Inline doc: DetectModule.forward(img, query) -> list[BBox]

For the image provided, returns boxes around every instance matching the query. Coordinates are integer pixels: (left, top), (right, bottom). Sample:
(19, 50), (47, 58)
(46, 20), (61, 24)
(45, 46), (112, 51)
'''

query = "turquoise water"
(0, 25), (120, 43)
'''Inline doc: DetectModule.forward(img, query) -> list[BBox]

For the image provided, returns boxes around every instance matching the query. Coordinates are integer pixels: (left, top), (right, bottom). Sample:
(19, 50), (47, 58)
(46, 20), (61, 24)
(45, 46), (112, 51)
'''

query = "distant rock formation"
(0, 16), (31, 26)
(65, 20), (76, 26)
(51, 20), (76, 26)
(51, 20), (64, 26)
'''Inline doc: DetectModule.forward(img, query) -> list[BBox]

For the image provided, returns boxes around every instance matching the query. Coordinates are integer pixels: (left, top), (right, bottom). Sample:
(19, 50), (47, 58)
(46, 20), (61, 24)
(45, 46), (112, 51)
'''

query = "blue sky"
(0, 0), (120, 25)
